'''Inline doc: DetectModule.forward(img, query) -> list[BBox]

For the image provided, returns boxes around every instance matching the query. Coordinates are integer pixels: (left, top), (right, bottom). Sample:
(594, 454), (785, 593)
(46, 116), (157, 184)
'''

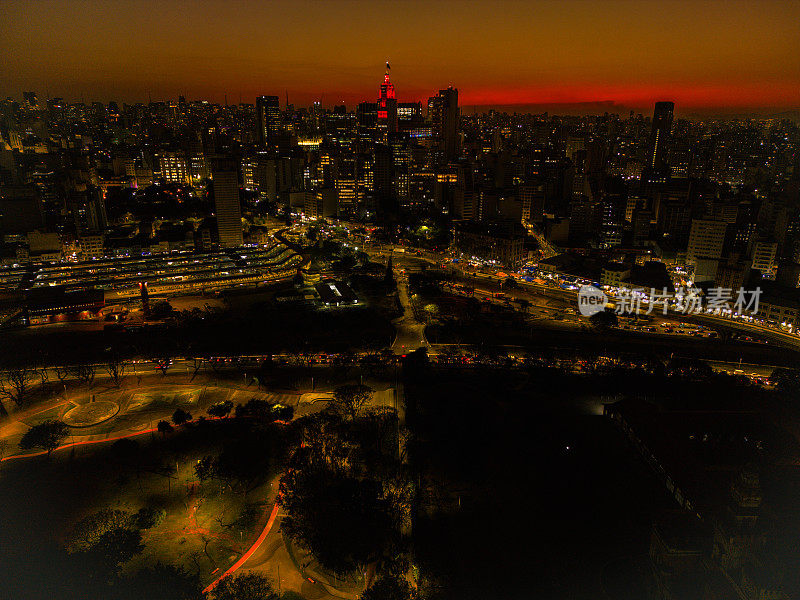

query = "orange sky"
(1, 0), (798, 112)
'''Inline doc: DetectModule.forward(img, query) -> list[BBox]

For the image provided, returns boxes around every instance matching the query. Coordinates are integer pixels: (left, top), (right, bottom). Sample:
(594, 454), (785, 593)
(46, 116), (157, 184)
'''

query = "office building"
(256, 95), (281, 148)
(377, 63), (398, 142)
(304, 188), (337, 219)
(687, 219), (728, 261)
(648, 101), (674, 172)
(428, 87), (459, 162)
(212, 169), (243, 247)
(750, 240), (778, 277)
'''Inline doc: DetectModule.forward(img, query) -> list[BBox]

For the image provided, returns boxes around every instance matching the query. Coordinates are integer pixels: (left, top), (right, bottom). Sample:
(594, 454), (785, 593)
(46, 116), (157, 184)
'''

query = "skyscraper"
(648, 101), (674, 172)
(256, 95), (281, 148)
(212, 168), (243, 247)
(377, 62), (398, 142)
(428, 87), (459, 162)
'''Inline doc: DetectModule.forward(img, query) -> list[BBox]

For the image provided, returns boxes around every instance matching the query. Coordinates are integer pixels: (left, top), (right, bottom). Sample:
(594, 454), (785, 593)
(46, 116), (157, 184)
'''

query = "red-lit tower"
(377, 61), (398, 142)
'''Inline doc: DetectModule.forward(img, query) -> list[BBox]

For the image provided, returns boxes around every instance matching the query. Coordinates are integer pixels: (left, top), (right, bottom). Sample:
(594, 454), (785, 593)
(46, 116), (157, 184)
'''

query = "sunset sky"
(1, 0), (798, 113)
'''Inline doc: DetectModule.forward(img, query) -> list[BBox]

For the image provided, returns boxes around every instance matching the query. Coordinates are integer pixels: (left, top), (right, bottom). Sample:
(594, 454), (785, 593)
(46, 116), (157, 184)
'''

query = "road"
(391, 268), (429, 354)
(365, 245), (800, 353)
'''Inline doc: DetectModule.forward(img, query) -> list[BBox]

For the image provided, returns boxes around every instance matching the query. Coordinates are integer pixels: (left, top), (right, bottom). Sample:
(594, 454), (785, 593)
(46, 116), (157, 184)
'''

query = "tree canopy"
(19, 419), (70, 456)
(279, 465), (392, 575)
(212, 572), (277, 600)
(330, 384), (373, 421)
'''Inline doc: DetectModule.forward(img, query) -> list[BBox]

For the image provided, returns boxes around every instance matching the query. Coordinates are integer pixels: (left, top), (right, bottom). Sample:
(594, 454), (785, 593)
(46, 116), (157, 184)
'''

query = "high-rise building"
(356, 102), (378, 142)
(334, 157), (358, 217)
(397, 101), (423, 131)
(519, 182), (545, 224)
(212, 168), (243, 247)
(256, 96), (281, 148)
(157, 151), (190, 184)
(749, 240), (778, 277)
(647, 101), (674, 172)
(687, 218), (728, 264)
(377, 63), (398, 142)
(599, 191), (626, 248)
(304, 188), (337, 219)
(373, 144), (395, 217)
(428, 87), (459, 162)
(85, 189), (107, 232)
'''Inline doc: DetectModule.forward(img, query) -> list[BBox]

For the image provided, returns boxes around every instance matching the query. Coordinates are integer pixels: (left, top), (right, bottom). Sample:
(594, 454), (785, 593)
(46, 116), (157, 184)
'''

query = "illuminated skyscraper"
(357, 101), (378, 142)
(428, 86), (459, 162)
(377, 62), (398, 142)
(648, 101), (674, 171)
(334, 156), (358, 217)
(256, 95), (281, 148)
(212, 167), (243, 247)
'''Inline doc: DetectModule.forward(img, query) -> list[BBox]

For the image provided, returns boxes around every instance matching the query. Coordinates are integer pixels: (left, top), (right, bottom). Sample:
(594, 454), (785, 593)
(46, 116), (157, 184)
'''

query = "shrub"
(133, 507), (166, 529)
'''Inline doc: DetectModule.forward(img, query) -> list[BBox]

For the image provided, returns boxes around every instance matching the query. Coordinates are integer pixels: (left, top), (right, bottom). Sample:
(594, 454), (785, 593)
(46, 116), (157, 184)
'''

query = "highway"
(364, 243), (800, 350)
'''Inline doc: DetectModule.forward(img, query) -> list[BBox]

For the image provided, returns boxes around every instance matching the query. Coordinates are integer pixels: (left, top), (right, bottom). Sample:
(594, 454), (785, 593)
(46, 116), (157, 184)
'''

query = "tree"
(194, 456), (216, 482)
(70, 363), (96, 386)
(87, 527), (143, 570)
(55, 364), (70, 384)
(105, 356), (126, 387)
(589, 309), (618, 329)
(213, 572), (277, 600)
(36, 359), (50, 386)
(330, 384), (373, 421)
(207, 400), (234, 419)
(172, 408), (193, 426)
(423, 303), (440, 323)
(234, 398), (293, 421)
(279, 466), (392, 575)
(67, 509), (133, 553)
(132, 507), (166, 529)
(152, 354), (173, 376)
(18, 419), (70, 456)
(362, 575), (418, 600)
(0, 366), (37, 409)
(214, 438), (272, 496)
(190, 358), (204, 381)
(771, 368), (800, 394)
(157, 420), (174, 437)
(149, 300), (174, 320)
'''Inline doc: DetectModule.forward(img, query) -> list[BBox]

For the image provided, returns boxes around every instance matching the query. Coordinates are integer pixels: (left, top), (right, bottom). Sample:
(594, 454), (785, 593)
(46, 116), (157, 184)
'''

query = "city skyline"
(2, 3), (800, 598)
(2, 0), (799, 113)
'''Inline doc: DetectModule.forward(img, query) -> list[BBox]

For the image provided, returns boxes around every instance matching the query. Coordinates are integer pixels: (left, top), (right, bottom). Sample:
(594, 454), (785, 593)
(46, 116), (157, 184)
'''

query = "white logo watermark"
(577, 285), (608, 316)
(576, 285), (762, 316)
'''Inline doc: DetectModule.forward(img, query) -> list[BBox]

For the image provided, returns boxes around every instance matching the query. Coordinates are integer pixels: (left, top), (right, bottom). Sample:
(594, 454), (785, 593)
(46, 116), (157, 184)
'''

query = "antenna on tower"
(285, 90), (289, 109)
